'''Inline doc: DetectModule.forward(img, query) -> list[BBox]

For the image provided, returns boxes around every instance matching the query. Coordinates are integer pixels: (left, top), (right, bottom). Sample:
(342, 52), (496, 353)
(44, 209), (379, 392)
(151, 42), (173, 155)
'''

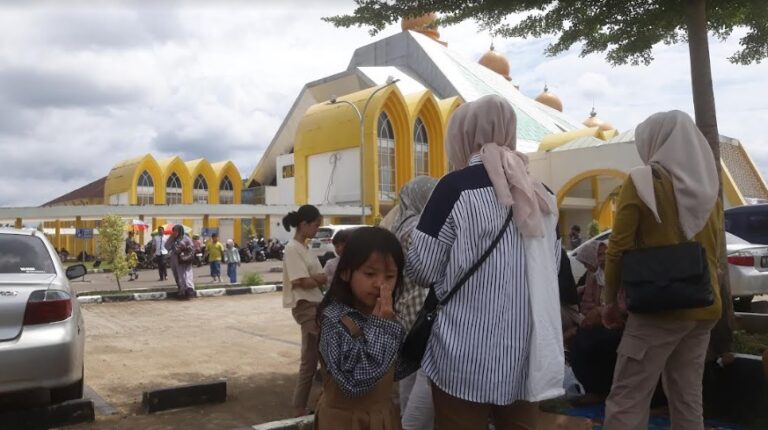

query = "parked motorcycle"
(265, 240), (284, 261)
(239, 247), (253, 263)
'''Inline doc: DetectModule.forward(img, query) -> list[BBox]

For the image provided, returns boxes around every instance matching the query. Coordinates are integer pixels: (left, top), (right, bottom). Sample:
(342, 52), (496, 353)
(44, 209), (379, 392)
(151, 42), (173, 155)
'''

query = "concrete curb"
(77, 284), (282, 304)
(142, 379), (226, 413)
(249, 415), (314, 430)
(0, 399), (95, 430)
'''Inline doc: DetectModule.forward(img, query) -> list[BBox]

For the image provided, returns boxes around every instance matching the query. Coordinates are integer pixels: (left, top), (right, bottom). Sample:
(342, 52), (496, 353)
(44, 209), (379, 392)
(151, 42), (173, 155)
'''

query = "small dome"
(583, 107), (614, 131)
(401, 13), (440, 40)
(535, 85), (563, 112)
(478, 44), (511, 81)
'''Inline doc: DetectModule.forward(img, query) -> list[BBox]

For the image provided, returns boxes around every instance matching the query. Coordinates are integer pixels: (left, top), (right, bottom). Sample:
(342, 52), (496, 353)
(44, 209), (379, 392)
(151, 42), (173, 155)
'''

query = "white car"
(309, 225), (367, 266)
(567, 230), (768, 300)
(0, 228), (86, 404)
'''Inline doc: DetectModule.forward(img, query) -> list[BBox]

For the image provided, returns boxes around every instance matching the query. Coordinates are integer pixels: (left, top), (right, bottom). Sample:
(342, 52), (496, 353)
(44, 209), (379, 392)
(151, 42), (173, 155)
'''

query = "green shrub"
(241, 272), (263, 286)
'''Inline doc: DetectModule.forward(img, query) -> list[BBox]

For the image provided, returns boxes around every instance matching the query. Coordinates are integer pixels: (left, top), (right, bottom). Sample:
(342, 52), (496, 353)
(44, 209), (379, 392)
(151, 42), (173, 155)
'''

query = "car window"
(0, 235), (56, 274)
(313, 228), (334, 239)
(725, 232), (750, 245)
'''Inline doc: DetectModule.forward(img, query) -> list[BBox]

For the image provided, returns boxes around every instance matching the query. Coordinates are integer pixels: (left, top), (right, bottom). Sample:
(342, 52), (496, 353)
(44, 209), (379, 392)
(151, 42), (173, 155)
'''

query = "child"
(315, 227), (413, 430)
(206, 233), (225, 282)
(223, 239), (241, 284)
(323, 229), (351, 285)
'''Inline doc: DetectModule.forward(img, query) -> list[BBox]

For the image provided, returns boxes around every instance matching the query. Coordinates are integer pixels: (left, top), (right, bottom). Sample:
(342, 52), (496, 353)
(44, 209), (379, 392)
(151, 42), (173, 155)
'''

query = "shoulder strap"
(439, 206), (515, 306)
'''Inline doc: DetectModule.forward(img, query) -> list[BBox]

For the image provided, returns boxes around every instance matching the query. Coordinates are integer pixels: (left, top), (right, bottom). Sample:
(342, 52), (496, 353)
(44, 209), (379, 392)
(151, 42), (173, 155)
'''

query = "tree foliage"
(325, 0), (768, 66)
(99, 214), (134, 291)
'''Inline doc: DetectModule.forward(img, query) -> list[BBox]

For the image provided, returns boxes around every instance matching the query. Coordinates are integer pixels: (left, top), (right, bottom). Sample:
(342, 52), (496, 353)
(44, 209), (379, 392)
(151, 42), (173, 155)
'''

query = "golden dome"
(535, 85), (563, 112)
(401, 13), (440, 40)
(478, 44), (511, 81)
(583, 107), (614, 131)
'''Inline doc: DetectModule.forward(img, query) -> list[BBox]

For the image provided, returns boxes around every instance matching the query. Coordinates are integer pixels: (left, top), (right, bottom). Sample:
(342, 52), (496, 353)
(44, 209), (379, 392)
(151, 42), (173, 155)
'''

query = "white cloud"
(0, 4), (766, 206)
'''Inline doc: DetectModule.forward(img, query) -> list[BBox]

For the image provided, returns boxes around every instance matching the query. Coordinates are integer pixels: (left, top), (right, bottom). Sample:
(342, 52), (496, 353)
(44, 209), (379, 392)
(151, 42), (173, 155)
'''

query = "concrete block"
(133, 292), (167, 301)
(735, 312), (768, 333)
(101, 294), (135, 303)
(225, 286), (252, 296)
(0, 399), (95, 430)
(196, 288), (226, 297)
(250, 415), (314, 430)
(142, 379), (226, 413)
(77, 295), (102, 304)
(250, 285), (277, 294)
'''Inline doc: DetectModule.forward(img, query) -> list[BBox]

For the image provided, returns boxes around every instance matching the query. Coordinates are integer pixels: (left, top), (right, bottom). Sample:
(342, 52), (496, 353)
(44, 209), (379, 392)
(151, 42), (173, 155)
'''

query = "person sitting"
(323, 229), (350, 286)
(574, 241), (607, 318)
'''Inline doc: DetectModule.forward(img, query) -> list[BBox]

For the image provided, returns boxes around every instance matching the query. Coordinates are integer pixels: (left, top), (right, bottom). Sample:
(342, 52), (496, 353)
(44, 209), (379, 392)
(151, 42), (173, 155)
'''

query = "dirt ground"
(70, 293), (321, 430)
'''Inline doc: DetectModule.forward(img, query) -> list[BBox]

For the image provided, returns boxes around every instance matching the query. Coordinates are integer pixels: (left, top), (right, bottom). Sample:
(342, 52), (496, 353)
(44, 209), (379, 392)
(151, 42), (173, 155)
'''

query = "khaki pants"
(431, 383), (539, 430)
(604, 314), (716, 430)
(291, 300), (320, 410)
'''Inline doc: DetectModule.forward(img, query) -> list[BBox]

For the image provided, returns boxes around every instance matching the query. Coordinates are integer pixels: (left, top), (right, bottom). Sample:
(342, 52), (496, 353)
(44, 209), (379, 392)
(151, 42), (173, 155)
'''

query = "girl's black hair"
(331, 228), (352, 246)
(282, 204), (321, 232)
(317, 227), (405, 322)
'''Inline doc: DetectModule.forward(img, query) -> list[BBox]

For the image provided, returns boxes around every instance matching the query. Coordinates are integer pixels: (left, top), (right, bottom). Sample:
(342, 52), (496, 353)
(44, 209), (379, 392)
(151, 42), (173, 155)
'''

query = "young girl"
(315, 227), (412, 430)
(223, 239), (240, 284)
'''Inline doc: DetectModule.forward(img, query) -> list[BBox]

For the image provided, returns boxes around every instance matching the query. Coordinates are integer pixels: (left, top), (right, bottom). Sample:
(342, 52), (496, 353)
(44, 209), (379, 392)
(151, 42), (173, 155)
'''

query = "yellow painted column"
(234, 219), (241, 246)
(139, 215), (145, 245)
(203, 215), (210, 229)
(14, 218), (22, 229)
(74, 216), (82, 262)
(54, 220), (61, 249)
(264, 216), (271, 239)
(591, 177), (600, 220)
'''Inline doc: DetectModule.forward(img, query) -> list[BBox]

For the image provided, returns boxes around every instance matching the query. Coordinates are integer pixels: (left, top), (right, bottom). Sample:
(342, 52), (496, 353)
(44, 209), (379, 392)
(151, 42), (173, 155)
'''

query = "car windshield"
(313, 228), (334, 240)
(0, 234), (56, 274)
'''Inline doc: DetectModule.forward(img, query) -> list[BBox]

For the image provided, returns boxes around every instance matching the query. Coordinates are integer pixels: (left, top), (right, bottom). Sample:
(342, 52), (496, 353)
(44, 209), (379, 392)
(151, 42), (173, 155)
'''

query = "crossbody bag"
(401, 207), (514, 363)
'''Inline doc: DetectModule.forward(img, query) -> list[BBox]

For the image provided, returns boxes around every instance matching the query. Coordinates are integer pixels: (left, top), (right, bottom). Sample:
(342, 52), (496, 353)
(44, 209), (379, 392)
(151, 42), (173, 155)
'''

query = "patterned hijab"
(445, 94), (556, 237)
(630, 110), (718, 239)
(391, 176), (438, 246)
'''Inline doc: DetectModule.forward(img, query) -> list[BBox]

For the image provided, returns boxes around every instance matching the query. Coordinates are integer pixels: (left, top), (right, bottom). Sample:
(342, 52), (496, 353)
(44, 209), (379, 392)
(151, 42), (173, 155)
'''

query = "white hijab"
(445, 95), (556, 237)
(630, 110), (718, 240)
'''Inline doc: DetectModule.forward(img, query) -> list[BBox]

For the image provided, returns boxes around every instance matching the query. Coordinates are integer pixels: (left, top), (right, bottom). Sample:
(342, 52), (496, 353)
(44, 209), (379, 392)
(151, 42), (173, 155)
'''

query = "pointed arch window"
(193, 174), (208, 204)
(414, 117), (429, 176)
(219, 176), (234, 204)
(166, 173), (182, 205)
(136, 170), (154, 205)
(377, 112), (396, 201)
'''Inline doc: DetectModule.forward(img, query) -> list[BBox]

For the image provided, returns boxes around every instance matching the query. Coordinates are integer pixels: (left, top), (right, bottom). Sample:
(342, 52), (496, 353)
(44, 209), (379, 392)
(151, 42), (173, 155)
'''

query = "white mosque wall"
(307, 148), (361, 206)
(266, 153), (296, 206)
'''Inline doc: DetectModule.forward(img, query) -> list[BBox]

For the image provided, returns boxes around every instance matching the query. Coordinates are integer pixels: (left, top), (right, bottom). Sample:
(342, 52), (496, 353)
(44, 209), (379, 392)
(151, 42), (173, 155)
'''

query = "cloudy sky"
(0, 1), (766, 207)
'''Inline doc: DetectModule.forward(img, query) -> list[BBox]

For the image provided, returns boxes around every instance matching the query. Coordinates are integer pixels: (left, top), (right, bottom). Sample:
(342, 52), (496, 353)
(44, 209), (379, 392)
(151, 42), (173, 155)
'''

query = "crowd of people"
(281, 95), (724, 430)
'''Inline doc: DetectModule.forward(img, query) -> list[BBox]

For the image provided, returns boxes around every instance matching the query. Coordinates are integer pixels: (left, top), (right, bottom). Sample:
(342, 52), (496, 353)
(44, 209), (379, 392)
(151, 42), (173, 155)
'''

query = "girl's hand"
(602, 303), (624, 330)
(373, 283), (395, 320)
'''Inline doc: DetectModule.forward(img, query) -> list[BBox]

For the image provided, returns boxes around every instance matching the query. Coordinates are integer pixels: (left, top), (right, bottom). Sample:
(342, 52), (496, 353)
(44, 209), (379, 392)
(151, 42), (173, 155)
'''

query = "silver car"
(0, 228), (86, 404)
(568, 230), (768, 299)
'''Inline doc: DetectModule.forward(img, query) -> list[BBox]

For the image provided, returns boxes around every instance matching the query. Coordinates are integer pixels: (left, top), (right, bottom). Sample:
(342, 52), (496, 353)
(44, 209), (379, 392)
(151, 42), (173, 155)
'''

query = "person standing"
(152, 226), (168, 281)
(165, 224), (196, 299)
(223, 239), (241, 284)
(406, 95), (563, 430)
(602, 111), (722, 430)
(322, 229), (350, 285)
(282, 205), (327, 417)
(569, 225), (583, 250)
(206, 233), (225, 283)
(125, 231), (139, 281)
(386, 176), (438, 430)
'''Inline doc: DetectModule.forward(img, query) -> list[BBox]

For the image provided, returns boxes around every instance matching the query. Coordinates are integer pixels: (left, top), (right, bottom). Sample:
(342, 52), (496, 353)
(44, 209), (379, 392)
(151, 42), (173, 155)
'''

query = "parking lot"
(70, 292), (321, 429)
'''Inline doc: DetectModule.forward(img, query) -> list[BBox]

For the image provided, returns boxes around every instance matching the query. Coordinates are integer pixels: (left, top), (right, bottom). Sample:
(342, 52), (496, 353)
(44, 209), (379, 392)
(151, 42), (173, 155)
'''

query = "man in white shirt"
(152, 226), (168, 281)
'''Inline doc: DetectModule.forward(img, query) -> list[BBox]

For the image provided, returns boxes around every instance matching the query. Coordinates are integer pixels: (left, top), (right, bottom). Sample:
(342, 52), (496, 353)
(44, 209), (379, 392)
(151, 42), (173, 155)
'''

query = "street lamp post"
(328, 78), (400, 224)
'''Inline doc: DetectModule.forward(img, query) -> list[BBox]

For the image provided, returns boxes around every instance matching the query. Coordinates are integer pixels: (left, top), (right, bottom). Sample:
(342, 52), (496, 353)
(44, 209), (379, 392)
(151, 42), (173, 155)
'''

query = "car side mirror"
(66, 264), (87, 280)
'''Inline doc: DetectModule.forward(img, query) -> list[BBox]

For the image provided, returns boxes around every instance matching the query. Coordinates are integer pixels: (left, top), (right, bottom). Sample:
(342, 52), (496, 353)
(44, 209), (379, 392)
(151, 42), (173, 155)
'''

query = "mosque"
(10, 14), (766, 253)
(251, 14), (768, 238)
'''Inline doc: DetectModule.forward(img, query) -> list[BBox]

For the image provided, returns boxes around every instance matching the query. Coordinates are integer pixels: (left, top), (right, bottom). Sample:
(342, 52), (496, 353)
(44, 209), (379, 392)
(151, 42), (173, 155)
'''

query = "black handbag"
(622, 240), (714, 313)
(401, 207), (514, 363)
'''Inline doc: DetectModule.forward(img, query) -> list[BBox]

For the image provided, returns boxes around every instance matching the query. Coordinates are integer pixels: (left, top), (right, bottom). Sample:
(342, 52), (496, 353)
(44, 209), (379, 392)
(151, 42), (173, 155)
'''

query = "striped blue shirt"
(406, 154), (559, 405)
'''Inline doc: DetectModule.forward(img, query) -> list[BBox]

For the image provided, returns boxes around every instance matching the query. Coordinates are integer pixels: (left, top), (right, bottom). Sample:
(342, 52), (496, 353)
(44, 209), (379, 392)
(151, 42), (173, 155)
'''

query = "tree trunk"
(115, 273), (122, 292)
(685, 0), (734, 357)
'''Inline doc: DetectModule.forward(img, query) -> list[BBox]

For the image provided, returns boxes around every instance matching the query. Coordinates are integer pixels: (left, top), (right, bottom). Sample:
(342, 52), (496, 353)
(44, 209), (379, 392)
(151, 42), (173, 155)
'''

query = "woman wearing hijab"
(406, 95), (564, 429)
(386, 176), (438, 430)
(575, 241), (607, 317)
(164, 224), (196, 299)
(602, 110), (722, 430)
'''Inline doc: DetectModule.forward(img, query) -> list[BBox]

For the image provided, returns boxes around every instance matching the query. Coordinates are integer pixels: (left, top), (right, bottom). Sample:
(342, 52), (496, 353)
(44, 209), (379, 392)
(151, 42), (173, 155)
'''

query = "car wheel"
(50, 368), (84, 404)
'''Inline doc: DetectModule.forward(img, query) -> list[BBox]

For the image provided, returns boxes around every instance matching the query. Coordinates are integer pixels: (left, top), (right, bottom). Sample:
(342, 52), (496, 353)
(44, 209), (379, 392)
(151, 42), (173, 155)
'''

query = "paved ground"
(71, 260), (284, 295)
(69, 292), (592, 430)
(70, 293), (321, 429)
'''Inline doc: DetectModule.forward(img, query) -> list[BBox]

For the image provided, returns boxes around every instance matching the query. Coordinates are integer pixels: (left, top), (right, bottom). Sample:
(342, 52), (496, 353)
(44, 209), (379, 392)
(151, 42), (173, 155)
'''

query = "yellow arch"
(405, 91), (446, 178)
(186, 159), (219, 204)
(438, 96), (463, 127)
(295, 85), (410, 220)
(556, 169), (628, 207)
(156, 156), (192, 204)
(211, 161), (243, 204)
(104, 154), (163, 204)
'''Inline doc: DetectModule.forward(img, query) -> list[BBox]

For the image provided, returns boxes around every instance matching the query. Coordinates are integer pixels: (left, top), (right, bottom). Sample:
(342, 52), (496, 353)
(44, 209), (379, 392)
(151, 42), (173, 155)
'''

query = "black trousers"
(155, 255), (167, 280)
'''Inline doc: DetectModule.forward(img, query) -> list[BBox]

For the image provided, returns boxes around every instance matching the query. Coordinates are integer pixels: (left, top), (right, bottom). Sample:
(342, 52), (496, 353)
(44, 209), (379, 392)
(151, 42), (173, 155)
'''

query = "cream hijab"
(445, 94), (556, 237)
(630, 110), (718, 239)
